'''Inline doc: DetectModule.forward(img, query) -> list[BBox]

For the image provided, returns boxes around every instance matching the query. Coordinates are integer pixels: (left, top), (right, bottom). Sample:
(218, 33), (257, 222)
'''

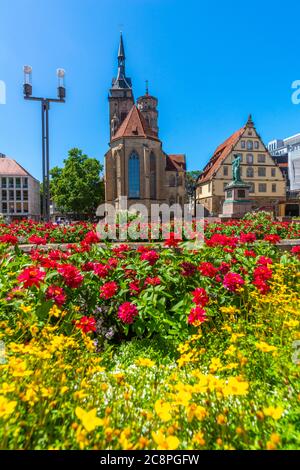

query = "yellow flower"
(75, 407), (103, 432)
(0, 396), (17, 419)
(209, 357), (222, 373)
(187, 404), (208, 422)
(49, 305), (61, 318)
(152, 430), (179, 450)
(135, 357), (155, 367)
(216, 414), (227, 425)
(154, 400), (172, 422)
(263, 406), (284, 420)
(283, 320), (299, 328)
(193, 431), (205, 446)
(222, 377), (249, 396)
(20, 304), (32, 313)
(255, 341), (277, 353)
(220, 306), (240, 315)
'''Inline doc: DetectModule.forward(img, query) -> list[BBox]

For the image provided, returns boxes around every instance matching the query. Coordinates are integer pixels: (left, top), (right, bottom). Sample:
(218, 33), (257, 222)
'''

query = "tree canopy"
(50, 148), (104, 217)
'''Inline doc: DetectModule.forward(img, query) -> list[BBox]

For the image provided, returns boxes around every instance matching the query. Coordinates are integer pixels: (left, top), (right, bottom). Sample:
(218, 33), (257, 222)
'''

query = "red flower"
(188, 306), (206, 325)
(291, 246), (300, 258)
(145, 276), (161, 286)
(58, 264), (84, 288)
(191, 287), (209, 307)
(46, 285), (66, 306)
(100, 281), (118, 300)
(140, 250), (159, 265)
(18, 267), (45, 288)
(257, 256), (273, 266)
(164, 233), (182, 247)
(93, 263), (109, 278)
(83, 231), (99, 245)
(198, 262), (217, 278)
(129, 280), (141, 295)
(28, 234), (47, 245)
(219, 262), (231, 274)
(82, 261), (95, 272)
(180, 262), (197, 277)
(223, 272), (245, 292)
(253, 264), (273, 294)
(244, 249), (256, 257)
(118, 302), (138, 324)
(206, 234), (238, 248)
(239, 232), (256, 244)
(75, 316), (96, 333)
(0, 234), (18, 245)
(264, 234), (280, 244)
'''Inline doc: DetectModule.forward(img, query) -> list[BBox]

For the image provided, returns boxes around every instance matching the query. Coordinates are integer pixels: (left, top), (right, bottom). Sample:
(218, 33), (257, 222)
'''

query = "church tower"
(137, 82), (159, 135)
(109, 33), (134, 139)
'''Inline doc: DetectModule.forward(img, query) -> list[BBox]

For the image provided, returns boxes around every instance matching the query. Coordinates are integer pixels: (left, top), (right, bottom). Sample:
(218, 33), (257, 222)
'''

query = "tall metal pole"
(41, 100), (46, 220)
(45, 100), (50, 222)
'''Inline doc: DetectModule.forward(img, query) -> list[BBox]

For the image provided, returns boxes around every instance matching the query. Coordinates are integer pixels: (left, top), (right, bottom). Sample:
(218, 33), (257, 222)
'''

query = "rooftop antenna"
(145, 79), (149, 96)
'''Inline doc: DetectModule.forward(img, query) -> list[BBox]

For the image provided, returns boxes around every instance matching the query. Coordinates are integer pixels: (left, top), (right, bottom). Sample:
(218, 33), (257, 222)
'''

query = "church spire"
(112, 33), (132, 89)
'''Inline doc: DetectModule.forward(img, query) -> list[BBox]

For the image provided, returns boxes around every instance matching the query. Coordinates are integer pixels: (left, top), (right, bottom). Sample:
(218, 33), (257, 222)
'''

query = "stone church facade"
(104, 34), (186, 213)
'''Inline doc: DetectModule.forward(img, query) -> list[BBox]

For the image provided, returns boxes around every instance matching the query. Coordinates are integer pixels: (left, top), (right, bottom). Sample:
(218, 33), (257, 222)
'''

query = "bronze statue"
(232, 154), (242, 183)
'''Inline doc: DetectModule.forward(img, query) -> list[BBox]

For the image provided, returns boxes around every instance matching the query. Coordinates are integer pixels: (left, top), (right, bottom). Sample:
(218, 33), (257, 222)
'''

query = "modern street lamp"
(23, 66), (66, 221)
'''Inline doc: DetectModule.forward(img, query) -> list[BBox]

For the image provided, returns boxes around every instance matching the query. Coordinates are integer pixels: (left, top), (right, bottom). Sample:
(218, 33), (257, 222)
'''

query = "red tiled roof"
(112, 105), (160, 141)
(0, 156), (33, 177)
(198, 127), (245, 183)
(166, 154), (186, 171)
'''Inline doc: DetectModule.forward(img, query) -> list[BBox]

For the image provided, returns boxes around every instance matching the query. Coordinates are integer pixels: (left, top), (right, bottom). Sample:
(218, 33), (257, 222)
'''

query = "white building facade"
(0, 154), (40, 220)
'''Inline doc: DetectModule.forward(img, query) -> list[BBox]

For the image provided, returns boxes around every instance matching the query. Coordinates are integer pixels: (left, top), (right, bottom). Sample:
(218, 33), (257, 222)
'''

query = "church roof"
(197, 126), (246, 183)
(166, 154), (186, 171)
(0, 154), (35, 178)
(112, 105), (160, 141)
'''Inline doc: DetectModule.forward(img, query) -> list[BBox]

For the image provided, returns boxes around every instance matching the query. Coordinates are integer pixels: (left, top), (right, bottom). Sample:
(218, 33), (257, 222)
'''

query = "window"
(247, 141), (253, 150)
(249, 182), (255, 193)
(1, 190), (7, 201)
(9, 190), (14, 201)
(15, 178), (21, 189)
(150, 152), (156, 200)
(169, 175), (175, 187)
(23, 190), (28, 201)
(272, 183), (277, 193)
(8, 178), (14, 189)
(128, 152), (140, 198)
(254, 141), (259, 149)
(1, 178), (6, 188)
(258, 167), (266, 177)
(9, 202), (14, 213)
(259, 183), (267, 192)
(246, 154), (254, 164)
(223, 166), (228, 176)
(23, 202), (28, 213)
(16, 190), (21, 201)
(16, 202), (22, 213)
(238, 189), (245, 198)
(246, 167), (254, 177)
(23, 178), (28, 188)
(271, 168), (276, 177)
(241, 141), (245, 149)
(1, 202), (7, 213)
(198, 186), (202, 195)
(258, 154), (266, 163)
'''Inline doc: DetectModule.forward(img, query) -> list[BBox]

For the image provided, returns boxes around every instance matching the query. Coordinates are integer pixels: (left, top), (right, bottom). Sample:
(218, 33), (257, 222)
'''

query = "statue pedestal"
(219, 181), (252, 219)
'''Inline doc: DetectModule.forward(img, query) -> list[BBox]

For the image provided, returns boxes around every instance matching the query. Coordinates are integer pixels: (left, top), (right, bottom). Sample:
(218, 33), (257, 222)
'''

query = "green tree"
(185, 170), (202, 199)
(50, 148), (104, 218)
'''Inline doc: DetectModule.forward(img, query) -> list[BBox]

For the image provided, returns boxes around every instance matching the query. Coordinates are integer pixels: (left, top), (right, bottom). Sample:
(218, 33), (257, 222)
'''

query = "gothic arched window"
(128, 152), (140, 198)
(150, 152), (156, 199)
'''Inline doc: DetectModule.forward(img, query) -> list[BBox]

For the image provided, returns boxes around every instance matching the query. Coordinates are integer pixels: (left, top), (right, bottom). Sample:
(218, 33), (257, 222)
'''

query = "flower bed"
(0, 225), (300, 449)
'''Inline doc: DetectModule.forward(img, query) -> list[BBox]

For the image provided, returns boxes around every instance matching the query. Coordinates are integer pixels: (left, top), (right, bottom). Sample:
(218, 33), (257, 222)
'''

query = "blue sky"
(1, 0), (300, 180)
